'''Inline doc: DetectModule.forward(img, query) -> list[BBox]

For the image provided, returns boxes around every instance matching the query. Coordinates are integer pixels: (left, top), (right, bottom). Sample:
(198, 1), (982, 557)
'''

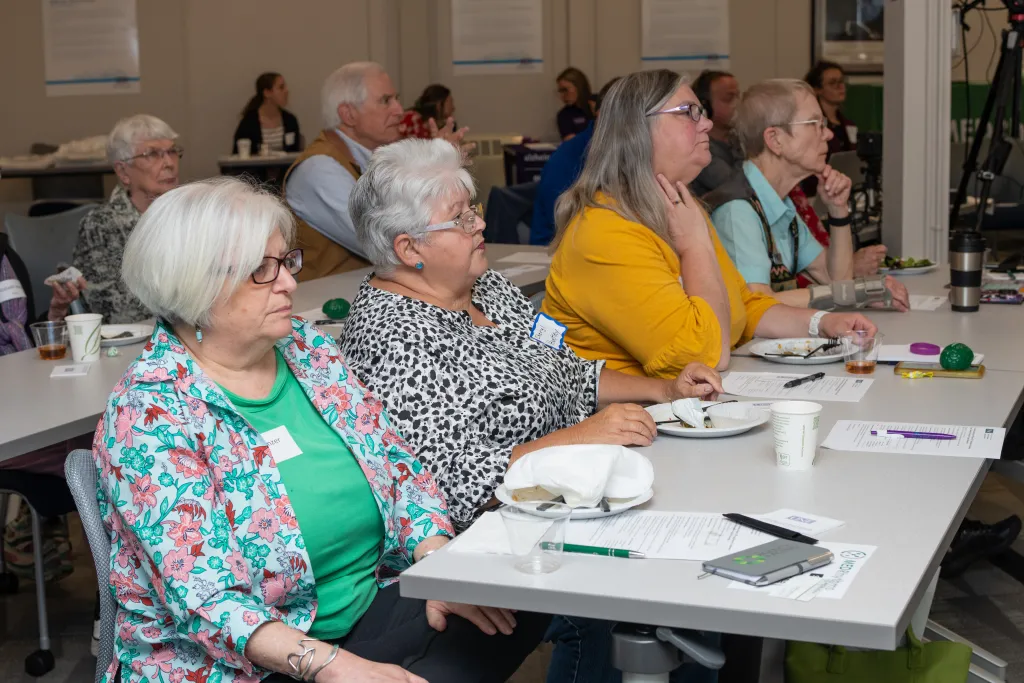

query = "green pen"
(542, 542), (645, 558)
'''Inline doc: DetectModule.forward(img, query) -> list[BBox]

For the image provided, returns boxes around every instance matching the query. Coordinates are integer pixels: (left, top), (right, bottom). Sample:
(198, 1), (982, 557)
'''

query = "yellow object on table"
(900, 370), (933, 379)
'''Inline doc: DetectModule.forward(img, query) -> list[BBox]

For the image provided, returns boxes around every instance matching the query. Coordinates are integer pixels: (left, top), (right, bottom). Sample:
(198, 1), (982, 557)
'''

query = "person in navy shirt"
(531, 78), (620, 246)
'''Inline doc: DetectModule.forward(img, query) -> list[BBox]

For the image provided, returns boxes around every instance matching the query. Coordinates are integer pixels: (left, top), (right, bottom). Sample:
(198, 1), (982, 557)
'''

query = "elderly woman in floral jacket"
(94, 177), (548, 683)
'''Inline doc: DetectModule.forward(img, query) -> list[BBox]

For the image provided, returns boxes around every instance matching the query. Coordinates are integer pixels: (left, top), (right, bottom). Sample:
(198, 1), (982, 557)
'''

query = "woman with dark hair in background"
(804, 60), (857, 155)
(801, 61), (856, 197)
(555, 67), (595, 140)
(233, 72), (301, 154)
(399, 84), (456, 139)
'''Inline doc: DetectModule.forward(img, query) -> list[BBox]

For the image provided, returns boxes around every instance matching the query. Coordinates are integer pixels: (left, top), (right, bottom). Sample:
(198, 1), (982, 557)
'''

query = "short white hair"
(122, 177), (295, 327)
(734, 79), (816, 158)
(107, 114), (178, 163)
(350, 138), (475, 274)
(321, 62), (386, 129)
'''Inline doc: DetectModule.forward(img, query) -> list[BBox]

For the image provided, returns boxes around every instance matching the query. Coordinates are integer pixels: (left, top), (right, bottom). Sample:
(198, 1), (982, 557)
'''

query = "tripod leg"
(952, 29), (1011, 226)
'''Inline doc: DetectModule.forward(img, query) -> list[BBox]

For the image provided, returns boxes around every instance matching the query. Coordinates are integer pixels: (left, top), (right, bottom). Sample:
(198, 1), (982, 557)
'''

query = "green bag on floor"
(785, 628), (972, 683)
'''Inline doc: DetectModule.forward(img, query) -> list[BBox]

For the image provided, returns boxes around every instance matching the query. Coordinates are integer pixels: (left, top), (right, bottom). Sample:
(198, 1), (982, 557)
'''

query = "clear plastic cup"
(842, 331), (884, 375)
(29, 321), (68, 360)
(499, 501), (571, 574)
(770, 401), (823, 471)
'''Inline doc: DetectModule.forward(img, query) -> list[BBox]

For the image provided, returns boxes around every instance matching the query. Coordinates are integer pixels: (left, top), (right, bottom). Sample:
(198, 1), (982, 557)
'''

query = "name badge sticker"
(0, 278), (26, 304)
(284, 132), (296, 146)
(530, 312), (567, 350)
(262, 426), (303, 463)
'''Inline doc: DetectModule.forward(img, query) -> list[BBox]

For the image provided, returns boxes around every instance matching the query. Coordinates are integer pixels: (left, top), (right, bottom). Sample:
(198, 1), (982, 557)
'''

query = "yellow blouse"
(541, 200), (779, 377)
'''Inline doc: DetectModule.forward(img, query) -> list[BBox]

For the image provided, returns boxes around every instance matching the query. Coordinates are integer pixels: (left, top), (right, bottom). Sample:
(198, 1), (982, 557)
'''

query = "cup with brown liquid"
(841, 330), (884, 374)
(29, 321), (69, 360)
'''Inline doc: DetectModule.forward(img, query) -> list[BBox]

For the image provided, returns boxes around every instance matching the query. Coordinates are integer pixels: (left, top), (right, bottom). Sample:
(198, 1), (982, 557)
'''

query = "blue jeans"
(544, 616), (721, 683)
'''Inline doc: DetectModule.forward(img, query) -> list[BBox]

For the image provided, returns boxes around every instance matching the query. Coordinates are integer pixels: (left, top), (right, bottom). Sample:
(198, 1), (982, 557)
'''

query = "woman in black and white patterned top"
(340, 138), (724, 532)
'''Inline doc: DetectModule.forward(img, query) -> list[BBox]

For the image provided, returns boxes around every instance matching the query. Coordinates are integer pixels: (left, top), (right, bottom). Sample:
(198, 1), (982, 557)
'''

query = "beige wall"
(1, 0), (812, 205)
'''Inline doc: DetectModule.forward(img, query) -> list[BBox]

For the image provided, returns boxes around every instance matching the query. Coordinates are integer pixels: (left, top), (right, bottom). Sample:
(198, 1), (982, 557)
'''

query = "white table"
(216, 153), (300, 170)
(0, 244), (551, 462)
(858, 269), (1024, 373)
(400, 356), (1024, 650)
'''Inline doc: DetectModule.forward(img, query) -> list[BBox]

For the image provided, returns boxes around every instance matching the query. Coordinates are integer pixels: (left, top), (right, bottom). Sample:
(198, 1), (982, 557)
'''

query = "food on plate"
(883, 256), (934, 270)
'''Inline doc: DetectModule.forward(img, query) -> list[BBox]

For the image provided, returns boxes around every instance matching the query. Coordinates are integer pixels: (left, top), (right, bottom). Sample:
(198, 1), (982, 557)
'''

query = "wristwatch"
(808, 310), (829, 338)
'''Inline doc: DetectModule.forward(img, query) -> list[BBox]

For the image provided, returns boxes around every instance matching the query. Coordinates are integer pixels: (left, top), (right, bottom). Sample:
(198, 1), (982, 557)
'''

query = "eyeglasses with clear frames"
(787, 118), (827, 133)
(647, 103), (707, 123)
(251, 249), (303, 284)
(126, 146), (185, 164)
(423, 204), (483, 234)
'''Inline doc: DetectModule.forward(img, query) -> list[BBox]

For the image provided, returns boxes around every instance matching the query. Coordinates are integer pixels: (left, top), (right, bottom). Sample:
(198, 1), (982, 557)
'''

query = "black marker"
(783, 371), (825, 389)
(724, 513), (818, 545)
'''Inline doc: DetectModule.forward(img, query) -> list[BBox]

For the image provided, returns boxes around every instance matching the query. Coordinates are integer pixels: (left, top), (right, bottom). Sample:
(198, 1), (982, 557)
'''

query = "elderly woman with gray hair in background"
(96, 176), (546, 683)
(47, 114), (182, 323)
(339, 137), (724, 683)
(706, 79), (908, 311)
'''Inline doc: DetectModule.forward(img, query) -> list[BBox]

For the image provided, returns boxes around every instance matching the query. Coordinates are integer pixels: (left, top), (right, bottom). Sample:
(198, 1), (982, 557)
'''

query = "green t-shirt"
(221, 351), (384, 640)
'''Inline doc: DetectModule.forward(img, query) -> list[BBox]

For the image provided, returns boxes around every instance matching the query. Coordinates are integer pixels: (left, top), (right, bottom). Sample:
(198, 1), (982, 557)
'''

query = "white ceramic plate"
(749, 337), (844, 365)
(100, 324), (153, 347)
(648, 402), (770, 438)
(880, 264), (938, 276)
(494, 485), (653, 519)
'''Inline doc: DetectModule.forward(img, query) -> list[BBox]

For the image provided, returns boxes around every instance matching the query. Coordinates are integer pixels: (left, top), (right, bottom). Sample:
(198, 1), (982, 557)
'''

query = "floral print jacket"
(94, 318), (453, 683)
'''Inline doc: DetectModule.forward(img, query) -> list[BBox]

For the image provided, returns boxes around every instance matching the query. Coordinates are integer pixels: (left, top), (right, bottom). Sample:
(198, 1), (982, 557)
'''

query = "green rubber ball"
(939, 343), (973, 371)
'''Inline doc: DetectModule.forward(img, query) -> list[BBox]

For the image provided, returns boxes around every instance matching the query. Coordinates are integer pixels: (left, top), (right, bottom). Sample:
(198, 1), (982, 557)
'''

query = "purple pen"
(870, 429), (957, 440)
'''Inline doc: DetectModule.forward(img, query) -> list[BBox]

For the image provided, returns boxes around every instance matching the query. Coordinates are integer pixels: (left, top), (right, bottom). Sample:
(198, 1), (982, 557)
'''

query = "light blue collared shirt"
(285, 129), (373, 258)
(711, 160), (823, 285)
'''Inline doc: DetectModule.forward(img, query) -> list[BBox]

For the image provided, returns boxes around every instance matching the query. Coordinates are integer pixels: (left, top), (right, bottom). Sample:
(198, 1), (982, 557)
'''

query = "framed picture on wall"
(813, 0), (884, 74)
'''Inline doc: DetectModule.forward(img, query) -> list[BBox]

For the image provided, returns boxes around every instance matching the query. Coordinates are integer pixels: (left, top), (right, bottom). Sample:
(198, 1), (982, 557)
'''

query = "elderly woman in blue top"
(708, 79), (908, 310)
(95, 177), (547, 683)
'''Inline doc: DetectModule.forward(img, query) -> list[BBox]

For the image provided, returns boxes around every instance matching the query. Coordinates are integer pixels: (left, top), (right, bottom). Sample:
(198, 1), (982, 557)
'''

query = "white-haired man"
(284, 62), (467, 281)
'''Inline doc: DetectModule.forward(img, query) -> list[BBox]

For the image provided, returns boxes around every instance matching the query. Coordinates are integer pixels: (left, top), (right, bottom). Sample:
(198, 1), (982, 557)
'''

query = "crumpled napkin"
(503, 444), (654, 508)
(43, 266), (83, 286)
(645, 398), (707, 428)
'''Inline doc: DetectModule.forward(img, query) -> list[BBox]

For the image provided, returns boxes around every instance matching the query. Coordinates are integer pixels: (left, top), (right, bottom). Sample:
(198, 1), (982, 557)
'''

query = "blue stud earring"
(195, 324), (203, 343)
(415, 262), (424, 270)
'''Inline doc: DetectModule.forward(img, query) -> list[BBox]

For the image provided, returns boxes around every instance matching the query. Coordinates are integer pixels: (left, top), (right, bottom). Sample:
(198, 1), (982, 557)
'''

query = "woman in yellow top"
(542, 70), (875, 375)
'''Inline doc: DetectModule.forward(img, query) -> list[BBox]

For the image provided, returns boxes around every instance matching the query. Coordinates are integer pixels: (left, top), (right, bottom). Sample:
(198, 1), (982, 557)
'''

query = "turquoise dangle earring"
(195, 324), (203, 343)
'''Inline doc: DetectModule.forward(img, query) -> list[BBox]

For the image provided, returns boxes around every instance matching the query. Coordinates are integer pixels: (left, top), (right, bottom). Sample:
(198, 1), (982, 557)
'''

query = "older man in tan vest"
(285, 62), (468, 281)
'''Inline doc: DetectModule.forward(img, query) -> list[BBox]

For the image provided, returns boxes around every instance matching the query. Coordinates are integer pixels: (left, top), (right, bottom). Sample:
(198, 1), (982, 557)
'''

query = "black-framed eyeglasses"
(126, 145), (185, 164)
(252, 249), (303, 284)
(647, 103), (706, 123)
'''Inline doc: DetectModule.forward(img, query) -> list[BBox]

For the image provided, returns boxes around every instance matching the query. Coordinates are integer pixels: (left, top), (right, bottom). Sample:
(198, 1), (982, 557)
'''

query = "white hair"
(349, 138), (475, 274)
(121, 177), (296, 327)
(106, 114), (178, 163)
(734, 79), (816, 158)
(321, 62), (386, 129)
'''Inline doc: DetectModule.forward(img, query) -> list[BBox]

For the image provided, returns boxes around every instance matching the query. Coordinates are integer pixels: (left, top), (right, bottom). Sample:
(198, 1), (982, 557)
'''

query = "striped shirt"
(261, 124), (284, 152)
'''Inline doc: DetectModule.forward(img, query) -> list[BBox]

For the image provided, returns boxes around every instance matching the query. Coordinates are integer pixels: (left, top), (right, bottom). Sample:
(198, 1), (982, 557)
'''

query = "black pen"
(724, 513), (818, 545)
(783, 371), (825, 389)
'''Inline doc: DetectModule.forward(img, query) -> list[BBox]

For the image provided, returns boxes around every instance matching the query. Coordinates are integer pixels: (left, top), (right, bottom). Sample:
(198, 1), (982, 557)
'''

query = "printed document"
(723, 372), (873, 403)
(822, 421), (1005, 459)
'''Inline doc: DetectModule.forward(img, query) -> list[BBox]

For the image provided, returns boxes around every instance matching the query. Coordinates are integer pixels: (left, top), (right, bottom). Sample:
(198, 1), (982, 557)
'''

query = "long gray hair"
(551, 69), (684, 250)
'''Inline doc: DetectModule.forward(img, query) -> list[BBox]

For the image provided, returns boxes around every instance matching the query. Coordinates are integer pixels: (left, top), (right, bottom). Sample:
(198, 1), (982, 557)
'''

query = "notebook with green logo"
(703, 539), (833, 586)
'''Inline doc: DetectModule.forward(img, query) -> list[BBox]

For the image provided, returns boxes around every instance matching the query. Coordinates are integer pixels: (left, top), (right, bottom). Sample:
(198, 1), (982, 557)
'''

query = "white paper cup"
(770, 401), (822, 470)
(65, 313), (103, 362)
(236, 139), (252, 159)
